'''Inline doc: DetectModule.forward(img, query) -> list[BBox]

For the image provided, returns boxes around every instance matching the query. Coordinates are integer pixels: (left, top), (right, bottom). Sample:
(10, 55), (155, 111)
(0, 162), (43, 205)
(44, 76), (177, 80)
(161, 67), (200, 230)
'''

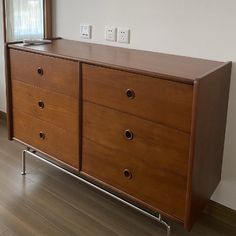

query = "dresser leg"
(21, 149), (26, 175)
(21, 147), (30, 175)
(157, 214), (171, 236)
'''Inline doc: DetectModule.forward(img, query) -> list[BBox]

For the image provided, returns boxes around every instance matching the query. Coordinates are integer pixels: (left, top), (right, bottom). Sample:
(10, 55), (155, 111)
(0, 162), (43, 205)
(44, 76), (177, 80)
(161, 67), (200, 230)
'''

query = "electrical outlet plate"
(80, 25), (92, 39)
(118, 28), (130, 44)
(105, 26), (117, 42)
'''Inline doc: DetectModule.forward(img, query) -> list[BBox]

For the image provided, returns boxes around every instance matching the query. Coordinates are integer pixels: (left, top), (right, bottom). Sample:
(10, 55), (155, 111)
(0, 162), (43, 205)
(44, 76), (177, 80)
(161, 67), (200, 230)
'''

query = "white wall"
(53, 0), (236, 210)
(0, 1), (6, 112)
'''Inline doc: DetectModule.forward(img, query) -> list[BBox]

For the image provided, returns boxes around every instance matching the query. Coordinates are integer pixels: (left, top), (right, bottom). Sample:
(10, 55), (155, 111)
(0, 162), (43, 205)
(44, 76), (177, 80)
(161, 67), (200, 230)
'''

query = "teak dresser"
(6, 39), (232, 233)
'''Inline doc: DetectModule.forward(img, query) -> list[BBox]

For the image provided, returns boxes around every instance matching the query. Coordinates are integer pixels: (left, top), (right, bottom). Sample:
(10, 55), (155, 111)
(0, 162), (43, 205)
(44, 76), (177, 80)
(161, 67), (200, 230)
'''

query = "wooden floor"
(0, 119), (235, 236)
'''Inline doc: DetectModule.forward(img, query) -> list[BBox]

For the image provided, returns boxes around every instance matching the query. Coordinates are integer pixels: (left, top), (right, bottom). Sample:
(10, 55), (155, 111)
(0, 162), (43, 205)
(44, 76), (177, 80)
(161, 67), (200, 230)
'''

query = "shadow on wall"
(222, 61), (236, 181)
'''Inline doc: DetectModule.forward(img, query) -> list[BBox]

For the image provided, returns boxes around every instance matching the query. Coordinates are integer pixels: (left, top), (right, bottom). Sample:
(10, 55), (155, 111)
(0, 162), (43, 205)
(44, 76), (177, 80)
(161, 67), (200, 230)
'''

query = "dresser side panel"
(185, 62), (232, 230)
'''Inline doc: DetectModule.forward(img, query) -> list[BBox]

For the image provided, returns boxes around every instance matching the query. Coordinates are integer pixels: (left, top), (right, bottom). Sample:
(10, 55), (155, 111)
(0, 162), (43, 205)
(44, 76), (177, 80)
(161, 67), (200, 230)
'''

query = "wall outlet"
(118, 28), (130, 44)
(80, 25), (92, 39)
(105, 26), (117, 42)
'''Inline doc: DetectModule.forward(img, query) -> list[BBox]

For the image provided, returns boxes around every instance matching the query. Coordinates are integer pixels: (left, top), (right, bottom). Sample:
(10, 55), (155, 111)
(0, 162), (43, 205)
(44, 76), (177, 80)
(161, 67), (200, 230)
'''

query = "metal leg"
(157, 214), (171, 236)
(166, 225), (171, 236)
(21, 150), (26, 175)
(21, 149), (171, 235)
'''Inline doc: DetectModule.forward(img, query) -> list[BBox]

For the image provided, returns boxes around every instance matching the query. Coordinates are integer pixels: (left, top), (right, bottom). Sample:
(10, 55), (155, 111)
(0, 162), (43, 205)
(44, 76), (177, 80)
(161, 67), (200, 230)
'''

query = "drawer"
(83, 64), (193, 132)
(82, 102), (190, 220)
(10, 49), (78, 98)
(12, 80), (78, 133)
(13, 110), (79, 168)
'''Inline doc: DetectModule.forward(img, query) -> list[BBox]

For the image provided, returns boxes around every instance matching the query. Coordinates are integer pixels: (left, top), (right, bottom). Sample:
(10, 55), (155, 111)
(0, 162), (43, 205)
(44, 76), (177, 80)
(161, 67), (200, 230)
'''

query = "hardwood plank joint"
(205, 201), (236, 230)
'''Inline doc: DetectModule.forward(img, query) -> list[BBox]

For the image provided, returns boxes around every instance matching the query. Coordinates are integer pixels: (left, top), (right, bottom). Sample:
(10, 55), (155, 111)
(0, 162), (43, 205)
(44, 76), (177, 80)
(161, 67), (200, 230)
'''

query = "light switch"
(80, 25), (92, 39)
(105, 26), (117, 42)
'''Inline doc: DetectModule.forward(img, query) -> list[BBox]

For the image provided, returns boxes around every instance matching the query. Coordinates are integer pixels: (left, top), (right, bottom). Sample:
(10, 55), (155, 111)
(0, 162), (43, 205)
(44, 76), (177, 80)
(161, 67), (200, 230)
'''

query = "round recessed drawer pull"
(37, 67), (44, 76)
(125, 89), (135, 99)
(123, 169), (132, 180)
(39, 131), (46, 140)
(38, 100), (45, 109)
(124, 129), (134, 140)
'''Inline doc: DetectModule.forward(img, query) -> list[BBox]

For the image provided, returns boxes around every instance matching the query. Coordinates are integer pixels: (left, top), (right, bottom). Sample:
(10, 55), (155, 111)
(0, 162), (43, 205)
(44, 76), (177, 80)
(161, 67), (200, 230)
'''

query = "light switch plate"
(105, 26), (117, 42)
(80, 25), (92, 39)
(118, 28), (130, 44)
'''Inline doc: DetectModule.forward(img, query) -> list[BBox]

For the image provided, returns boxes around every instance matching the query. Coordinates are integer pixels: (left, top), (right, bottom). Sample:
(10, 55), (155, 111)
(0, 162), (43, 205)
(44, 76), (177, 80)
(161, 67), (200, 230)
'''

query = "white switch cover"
(118, 28), (130, 44)
(80, 25), (92, 39)
(105, 26), (117, 42)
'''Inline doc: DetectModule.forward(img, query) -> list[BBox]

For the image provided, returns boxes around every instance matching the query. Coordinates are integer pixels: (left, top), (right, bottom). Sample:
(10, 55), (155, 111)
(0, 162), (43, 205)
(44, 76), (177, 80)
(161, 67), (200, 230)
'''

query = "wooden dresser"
(6, 39), (232, 231)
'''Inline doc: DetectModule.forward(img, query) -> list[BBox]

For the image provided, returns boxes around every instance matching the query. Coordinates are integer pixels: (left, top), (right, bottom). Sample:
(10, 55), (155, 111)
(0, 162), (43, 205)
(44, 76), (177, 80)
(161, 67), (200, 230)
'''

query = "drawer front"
(13, 110), (79, 168)
(12, 80), (78, 133)
(83, 64), (193, 132)
(82, 102), (190, 220)
(10, 49), (78, 98)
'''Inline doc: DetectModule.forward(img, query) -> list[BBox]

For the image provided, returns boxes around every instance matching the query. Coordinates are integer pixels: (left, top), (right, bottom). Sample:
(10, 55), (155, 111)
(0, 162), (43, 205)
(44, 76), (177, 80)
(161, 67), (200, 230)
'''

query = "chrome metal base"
(21, 149), (27, 175)
(21, 149), (171, 236)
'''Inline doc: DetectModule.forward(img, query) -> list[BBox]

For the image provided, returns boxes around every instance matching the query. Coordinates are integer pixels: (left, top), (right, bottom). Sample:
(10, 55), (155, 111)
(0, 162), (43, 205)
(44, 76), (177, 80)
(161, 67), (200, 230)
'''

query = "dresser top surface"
(9, 39), (228, 83)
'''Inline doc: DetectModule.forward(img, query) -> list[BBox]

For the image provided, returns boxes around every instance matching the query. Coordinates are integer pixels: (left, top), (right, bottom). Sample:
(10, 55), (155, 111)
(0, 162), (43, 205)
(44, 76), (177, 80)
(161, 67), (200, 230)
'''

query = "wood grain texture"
(13, 110), (79, 168)
(10, 49), (78, 98)
(82, 102), (190, 220)
(12, 80), (78, 133)
(205, 201), (236, 231)
(8, 39), (226, 83)
(83, 64), (193, 132)
(185, 62), (232, 230)
(4, 44), (14, 140)
(6, 39), (232, 231)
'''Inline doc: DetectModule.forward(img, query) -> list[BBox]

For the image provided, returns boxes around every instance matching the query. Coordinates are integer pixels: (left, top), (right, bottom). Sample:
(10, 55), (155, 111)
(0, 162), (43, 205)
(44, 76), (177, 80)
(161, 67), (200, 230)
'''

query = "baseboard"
(205, 200), (236, 230)
(0, 111), (7, 120)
